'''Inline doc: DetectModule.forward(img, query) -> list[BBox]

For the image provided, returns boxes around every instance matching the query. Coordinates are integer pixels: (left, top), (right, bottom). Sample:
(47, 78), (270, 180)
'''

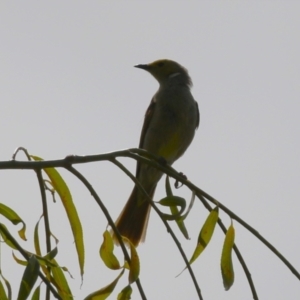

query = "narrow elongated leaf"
(33, 218), (72, 299)
(221, 222), (235, 290)
(0, 280), (8, 300)
(117, 285), (132, 300)
(31, 155), (84, 278)
(43, 247), (58, 261)
(17, 255), (40, 300)
(33, 217), (42, 256)
(84, 269), (124, 300)
(13, 249), (58, 269)
(0, 203), (27, 240)
(33, 216), (50, 277)
(119, 236), (140, 283)
(128, 240), (139, 284)
(51, 258), (73, 300)
(179, 191), (196, 221)
(189, 207), (219, 265)
(158, 196), (186, 210)
(0, 272), (11, 300)
(177, 207), (219, 276)
(100, 231), (120, 270)
(0, 223), (18, 249)
(12, 252), (27, 266)
(158, 196), (186, 220)
(165, 176), (189, 238)
(31, 285), (40, 300)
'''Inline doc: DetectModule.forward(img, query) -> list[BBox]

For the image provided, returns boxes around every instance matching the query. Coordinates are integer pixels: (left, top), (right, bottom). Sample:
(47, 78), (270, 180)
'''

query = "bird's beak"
(134, 64), (150, 70)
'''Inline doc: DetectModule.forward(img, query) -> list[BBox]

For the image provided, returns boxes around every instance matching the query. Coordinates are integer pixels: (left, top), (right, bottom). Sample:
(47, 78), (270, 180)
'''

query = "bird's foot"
(175, 172), (187, 188)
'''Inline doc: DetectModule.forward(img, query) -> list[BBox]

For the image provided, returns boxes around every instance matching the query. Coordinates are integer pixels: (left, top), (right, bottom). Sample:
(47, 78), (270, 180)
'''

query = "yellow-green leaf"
(0, 223), (18, 250)
(13, 247), (60, 269)
(165, 176), (189, 239)
(31, 155), (84, 278)
(117, 285), (132, 300)
(0, 272), (11, 300)
(51, 258), (73, 300)
(180, 190), (196, 221)
(33, 216), (50, 277)
(127, 239), (139, 284)
(43, 246), (58, 261)
(84, 269), (124, 300)
(177, 207), (219, 277)
(100, 231), (120, 270)
(221, 222), (235, 290)
(17, 255), (40, 300)
(0, 203), (27, 240)
(189, 207), (219, 265)
(158, 196), (186, 220)
(12, 252), (27, 266)
(31, 285), (40, 300)
(34, 217), (42, 256)
(120, 236), (140, 283)
(170, 207), (189, 237)
(158, 196), (186, 210)
(0, 279), (8, 300)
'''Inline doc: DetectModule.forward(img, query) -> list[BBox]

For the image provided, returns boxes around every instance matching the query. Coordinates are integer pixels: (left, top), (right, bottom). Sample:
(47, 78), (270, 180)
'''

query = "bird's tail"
(114, 184), (156, 247)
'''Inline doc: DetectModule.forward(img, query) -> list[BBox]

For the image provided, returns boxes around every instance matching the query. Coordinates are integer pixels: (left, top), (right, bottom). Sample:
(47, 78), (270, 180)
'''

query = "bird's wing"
(136, 97), (156, 177)
(195, 100), (200, 129)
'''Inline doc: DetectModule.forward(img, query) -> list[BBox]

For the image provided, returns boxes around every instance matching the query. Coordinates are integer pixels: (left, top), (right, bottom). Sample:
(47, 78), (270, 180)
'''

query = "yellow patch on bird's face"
(146, 60), (183, 82)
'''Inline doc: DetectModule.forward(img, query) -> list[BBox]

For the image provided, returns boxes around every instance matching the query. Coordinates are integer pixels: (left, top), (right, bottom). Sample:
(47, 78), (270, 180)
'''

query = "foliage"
(0, 147), (299, 299)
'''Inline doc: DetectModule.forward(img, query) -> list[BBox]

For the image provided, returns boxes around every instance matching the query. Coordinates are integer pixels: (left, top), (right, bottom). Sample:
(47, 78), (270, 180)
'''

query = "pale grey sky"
(1, 2), (300, 299)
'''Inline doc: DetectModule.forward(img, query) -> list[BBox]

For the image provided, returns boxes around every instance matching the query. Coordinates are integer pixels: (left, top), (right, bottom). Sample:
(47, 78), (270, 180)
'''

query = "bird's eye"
(158, 62), (164, 67)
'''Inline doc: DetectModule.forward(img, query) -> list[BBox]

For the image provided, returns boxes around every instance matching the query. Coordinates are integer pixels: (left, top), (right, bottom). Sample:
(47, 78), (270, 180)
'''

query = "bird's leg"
(175, 172), (187, 189)
(158, 156), (167, 165)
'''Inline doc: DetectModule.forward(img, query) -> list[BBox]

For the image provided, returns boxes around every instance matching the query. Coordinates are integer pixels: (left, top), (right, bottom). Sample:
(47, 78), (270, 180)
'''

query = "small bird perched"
(115, 59), (199, 247)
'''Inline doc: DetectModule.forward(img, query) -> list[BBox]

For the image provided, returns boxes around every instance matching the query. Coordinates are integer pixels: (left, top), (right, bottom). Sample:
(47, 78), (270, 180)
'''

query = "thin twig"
(36, 169), (52, 300)
(65, 165), (147, 300)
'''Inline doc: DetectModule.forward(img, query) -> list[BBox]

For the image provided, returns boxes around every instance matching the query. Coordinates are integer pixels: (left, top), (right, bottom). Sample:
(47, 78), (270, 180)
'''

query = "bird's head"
(135, 59), (192, 87)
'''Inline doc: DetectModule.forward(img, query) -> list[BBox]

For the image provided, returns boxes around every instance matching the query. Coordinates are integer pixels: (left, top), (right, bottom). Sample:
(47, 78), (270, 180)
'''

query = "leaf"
(42, 246), (58, 261)
(33, 216), (50, 277)
(84, 269), (124, 300)
(165, 176), (189, 239)
(33, 218), (73, 299)
(51, 259), (73, 300)
(13, 250), (58, 269)
(221, 222), (235, 290)
(177, 207), (219, 276)
(0, 223), (18, 249)
(12, 252), (27, 266)
(127, 239), (139, 284)
(157, 196), (186, 220)
(0, 271), (11, 300)
(17, 255), (40, 300)
(117, 285), (132, 300)
(179, 191), (196, 221)
(0, 203), (27, 240)
(31, 285), (40, 300)
(0, 279), (8, 300)
(31, 155), (85, 278)
(100, 231), (120, 270)
(189, 207), (219, 265)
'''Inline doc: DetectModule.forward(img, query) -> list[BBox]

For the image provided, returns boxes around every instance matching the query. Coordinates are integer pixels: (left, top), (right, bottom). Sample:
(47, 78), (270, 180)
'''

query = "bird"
(114, 59), (199, 247)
